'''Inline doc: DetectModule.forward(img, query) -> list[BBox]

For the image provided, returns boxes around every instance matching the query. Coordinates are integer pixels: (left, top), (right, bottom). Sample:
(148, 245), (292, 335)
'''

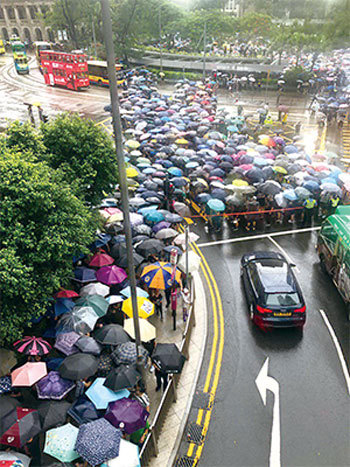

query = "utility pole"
(159, 8), (163, 73)
(100, 0), (144, 378)
(202, 21), (207, 81)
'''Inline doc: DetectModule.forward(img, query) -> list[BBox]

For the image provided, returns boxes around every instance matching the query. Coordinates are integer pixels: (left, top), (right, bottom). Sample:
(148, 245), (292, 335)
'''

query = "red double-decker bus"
(40, 51), (90, 91)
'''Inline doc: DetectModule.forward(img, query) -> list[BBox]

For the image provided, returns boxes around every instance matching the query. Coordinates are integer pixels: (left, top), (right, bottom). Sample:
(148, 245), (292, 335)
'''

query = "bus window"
(320, 222), (338, 254)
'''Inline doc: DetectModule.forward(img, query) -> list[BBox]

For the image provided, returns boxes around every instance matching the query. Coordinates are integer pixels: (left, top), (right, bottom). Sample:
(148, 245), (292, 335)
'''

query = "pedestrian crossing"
(341, 122), (350, 166)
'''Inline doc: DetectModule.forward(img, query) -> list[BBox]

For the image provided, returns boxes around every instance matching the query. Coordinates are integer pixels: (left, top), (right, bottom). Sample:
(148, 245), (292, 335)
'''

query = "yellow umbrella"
(125, 140), (140, 149)
(196, 178), (209, 188)
(175, 138), (189, 145)
(124, 318), (156, 342)
(126, 167), (139, 178)
(273, 166), (288, 175)
(122, 297), (155, 319)
(232, 179), (248, 187)
(108, 212), (124, 223)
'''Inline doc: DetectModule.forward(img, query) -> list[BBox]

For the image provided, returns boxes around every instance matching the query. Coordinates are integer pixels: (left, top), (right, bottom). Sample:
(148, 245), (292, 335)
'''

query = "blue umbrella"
(284, 145), (298, 154)
(196, 193), (212, 204)
(283, 189), (297, 201)
(168, 167), (183, 177)
(0, 375), (12, 394)
(137, 205), (159, 215)
(68, 396), (100, 425)
(303, 180), (320, 192)
(75, 418), (122, 466)
(54, 298), (75, 317)
(207, 199), (225, 212)
(85, 377), (130, 410)
(120, 286), (149, 298)
(144, 211), (165, 224)
(90, 233), (112, 250)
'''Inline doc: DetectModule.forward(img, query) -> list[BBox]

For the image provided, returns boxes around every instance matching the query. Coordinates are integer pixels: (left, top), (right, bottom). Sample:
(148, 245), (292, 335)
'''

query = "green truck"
(317, 205), (350, 319)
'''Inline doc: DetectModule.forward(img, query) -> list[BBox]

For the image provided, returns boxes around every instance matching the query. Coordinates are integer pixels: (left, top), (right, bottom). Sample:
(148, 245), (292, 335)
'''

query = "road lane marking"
(318, 309), (350, 396)
(178, 224), (224, 464)
(196, 226), (321, 248)
(267, 236), (300, 273)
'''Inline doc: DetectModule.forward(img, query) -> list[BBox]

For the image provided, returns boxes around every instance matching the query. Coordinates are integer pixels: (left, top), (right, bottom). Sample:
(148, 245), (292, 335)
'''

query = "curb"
(167, 269), (209, 467)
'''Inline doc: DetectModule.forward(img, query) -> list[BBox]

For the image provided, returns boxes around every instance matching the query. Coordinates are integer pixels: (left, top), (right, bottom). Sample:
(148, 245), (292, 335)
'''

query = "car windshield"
(265, 293), (301, 307)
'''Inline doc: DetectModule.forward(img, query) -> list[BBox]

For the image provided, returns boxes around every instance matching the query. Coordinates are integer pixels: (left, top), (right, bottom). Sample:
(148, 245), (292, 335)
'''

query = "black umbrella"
(74, 336), (102, 356)
(97, 353), (114, 377)
(152, 343), (186, 374)
(104, 364), (140, 391)
(116, 253), (145, 269)
(37, 400), (71, 431)
(133, 224), (152, 236)
(93, 324), (130, 346)
(0, 396), (20, 435)
(136, 239), (164, 258)
(67, 395), (100, 425)
(58, 353), (99, 381)
(110, 243), (128, 260)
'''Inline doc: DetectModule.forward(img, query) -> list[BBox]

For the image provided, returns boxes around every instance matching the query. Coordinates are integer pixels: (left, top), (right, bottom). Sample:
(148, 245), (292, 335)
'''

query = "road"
(177, 224), (350, 467)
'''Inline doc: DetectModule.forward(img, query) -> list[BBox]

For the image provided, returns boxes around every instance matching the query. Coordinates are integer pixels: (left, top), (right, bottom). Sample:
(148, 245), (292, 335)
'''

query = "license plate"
(274, 312), (292, 317)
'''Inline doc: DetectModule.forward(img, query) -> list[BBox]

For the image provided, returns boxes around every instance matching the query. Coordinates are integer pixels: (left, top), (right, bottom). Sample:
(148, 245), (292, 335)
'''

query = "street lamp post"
(202, 21), (207, 81)
(159, 8), (163, 73)
(100, 0), (144, 377)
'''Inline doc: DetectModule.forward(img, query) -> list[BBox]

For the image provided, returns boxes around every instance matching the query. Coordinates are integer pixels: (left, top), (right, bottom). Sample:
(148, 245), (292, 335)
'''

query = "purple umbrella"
(104, 397), (149, 434)
(54, 332), (80, 356)
(96, 266), (128, 285)
(152, 221), (171, 233)
(36, 371), (75, 400)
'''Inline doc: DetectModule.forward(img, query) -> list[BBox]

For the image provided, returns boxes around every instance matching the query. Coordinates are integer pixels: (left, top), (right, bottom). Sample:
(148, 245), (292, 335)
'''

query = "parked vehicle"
(40, 50), (89, 91)
(317, 205), (350, 319)
(241, 251), (306, 329)
(34, 41), (51, 72)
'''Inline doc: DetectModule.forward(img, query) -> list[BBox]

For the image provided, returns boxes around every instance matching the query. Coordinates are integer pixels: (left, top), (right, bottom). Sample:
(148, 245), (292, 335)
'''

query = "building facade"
(0, 0), (55, 43)
(224, 0), (241, 16)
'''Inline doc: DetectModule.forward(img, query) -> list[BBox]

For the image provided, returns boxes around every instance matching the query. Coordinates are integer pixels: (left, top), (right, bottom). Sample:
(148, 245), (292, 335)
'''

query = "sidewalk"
(145, 270), (207, 466)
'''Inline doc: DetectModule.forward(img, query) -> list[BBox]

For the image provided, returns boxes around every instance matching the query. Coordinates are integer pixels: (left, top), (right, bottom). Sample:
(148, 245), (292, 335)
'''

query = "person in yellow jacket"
(329, 194), (340, 215)
(303, 197), (317, 225)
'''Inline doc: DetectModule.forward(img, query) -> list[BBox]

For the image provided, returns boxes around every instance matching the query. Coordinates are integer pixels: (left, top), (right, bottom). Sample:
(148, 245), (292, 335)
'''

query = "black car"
(241, 251), (306, 329)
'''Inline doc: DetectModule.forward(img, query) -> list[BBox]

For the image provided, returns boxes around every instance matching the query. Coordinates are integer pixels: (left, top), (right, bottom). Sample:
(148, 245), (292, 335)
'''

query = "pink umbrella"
(239, 164), (254, 171)
(11, 362), (47, 387)
(88, 253), (114, 268)
(103, 207), (122, 217)
(96, 266), (127, 285)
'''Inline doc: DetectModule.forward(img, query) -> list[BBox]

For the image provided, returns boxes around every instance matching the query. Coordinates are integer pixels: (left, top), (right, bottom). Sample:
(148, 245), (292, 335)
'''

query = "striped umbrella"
(141, 262), (181, 290)
(13, 336), (52, 356)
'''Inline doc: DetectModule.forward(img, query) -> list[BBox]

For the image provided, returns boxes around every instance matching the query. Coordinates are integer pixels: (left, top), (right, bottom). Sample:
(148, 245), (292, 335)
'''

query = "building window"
(17, 6), (26, 20)
(2, 28), (9, 41)
(35, 28), (43, 41)
(29, 6), (38, 20)
(0, 7), (4, 20)
(6, 7), (15, 20)
(12, 28), (19, 38)
(47, 29), (55, 42)
(23, 28), (31, 43)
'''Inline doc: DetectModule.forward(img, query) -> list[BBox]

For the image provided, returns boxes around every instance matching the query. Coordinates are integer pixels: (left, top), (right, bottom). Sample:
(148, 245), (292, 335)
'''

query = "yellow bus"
(87, 60), (124, 86)
(0, 40), (5, 55)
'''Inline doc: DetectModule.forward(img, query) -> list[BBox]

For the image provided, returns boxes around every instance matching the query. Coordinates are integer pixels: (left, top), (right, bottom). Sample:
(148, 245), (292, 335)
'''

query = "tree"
(0, 151), (99, 344)
(5, 121), (46, 156)
(40, 113), (119, 206)
(44, 0), (98, 48)
(324, 0), (350, 48)
(237, 12), (274, 39)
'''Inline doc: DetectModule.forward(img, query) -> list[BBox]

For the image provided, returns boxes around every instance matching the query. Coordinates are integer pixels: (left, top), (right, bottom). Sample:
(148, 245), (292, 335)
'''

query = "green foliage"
(5, 121), (46, 156)
(237, 12), (273, 38)
(324, 0), (350, 47)
(0, 151), (99, 344)
(283, 66), (312, 86)
(40, 113), (118, 206)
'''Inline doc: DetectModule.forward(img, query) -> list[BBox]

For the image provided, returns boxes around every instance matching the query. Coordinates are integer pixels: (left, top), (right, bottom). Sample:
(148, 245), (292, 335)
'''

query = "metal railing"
(139, 280), (196, 466)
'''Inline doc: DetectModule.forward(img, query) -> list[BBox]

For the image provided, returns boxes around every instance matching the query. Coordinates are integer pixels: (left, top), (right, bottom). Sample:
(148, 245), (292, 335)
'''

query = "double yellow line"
(180, 224), (224, 465)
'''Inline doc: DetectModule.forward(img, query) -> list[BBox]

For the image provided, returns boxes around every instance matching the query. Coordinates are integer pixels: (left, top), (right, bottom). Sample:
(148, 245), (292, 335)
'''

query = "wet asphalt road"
(183, 223), (350, 467)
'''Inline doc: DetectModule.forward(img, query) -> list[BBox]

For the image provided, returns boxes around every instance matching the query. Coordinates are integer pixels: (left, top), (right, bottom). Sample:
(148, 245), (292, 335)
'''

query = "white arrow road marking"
(318, 309), (350, 396)
(256, 357), (281, 467)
